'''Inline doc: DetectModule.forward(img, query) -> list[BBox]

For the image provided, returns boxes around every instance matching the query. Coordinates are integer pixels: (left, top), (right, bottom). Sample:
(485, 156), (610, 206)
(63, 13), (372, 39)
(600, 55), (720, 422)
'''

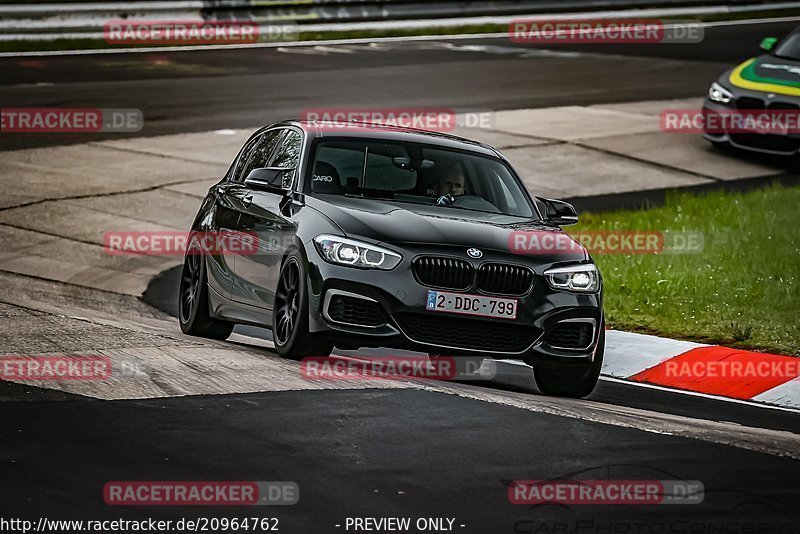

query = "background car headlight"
(544, 264), (600, 293)
(708, 82), (733, 104)
(314, 235), (402, 270)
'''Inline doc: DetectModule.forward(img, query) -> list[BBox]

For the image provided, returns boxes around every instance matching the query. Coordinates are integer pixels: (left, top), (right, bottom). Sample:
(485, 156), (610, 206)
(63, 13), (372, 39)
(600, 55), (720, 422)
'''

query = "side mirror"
(539, 197), (579, 226)
(760, 37), (777, 52)
(244, 168), (291, 193)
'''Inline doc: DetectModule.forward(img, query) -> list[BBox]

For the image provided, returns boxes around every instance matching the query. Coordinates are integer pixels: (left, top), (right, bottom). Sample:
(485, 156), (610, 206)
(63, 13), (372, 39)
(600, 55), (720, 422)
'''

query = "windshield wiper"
(344, 194), (431, 206)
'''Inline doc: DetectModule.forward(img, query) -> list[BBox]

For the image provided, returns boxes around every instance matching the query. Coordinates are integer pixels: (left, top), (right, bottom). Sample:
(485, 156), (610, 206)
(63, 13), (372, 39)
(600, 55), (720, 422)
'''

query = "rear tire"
(533, 325), (604, 398)
(273, 251), (334, 361)
(178, 236), (234, 340)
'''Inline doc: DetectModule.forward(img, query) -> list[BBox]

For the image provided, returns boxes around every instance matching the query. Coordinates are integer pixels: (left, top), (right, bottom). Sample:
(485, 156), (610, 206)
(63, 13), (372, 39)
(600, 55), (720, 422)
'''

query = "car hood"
(728, 54), (800, 97)
(307, 195), (588, 261)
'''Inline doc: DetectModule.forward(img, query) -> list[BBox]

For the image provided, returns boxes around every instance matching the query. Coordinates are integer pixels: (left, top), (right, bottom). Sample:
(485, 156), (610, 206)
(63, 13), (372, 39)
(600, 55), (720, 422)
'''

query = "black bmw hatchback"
(179, 121), (604, 397)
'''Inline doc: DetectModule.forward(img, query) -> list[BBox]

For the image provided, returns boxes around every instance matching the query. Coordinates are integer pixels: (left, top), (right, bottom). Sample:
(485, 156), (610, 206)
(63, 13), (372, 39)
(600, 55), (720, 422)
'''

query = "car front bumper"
(703, 90), (800, 156)
(303, 243), (603, 366)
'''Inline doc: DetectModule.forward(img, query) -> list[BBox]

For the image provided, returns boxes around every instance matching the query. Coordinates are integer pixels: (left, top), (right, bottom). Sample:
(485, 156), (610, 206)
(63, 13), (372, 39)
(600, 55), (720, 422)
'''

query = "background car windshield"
(773, 33), (800, 59)
(309, 140), (534, 218)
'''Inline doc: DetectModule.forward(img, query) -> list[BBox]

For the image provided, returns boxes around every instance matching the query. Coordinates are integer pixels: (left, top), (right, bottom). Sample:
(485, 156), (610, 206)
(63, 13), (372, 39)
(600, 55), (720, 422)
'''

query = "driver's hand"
(436, 194), (455, 206)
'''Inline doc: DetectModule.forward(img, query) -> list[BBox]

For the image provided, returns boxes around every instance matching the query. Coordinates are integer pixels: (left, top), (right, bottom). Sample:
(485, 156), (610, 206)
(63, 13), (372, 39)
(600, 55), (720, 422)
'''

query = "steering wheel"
(450, 195), (499, 212)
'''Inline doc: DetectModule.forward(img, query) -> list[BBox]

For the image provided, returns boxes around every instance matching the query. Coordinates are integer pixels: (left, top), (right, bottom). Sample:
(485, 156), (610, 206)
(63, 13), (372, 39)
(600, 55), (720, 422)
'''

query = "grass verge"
(569, 183), (800, 356)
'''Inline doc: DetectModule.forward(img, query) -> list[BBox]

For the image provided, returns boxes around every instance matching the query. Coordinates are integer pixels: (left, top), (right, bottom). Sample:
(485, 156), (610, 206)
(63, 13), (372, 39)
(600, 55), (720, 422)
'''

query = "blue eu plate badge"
(426, 291), (437, 310)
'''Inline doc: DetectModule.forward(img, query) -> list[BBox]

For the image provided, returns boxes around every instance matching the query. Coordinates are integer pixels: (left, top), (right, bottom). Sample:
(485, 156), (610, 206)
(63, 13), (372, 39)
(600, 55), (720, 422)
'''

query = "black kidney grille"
(413, 257), (473, 290)
(395, 313), (539, 353)
(736, 97), (765, 110)
(543, 322), (594, 349)
(327, 295), (385, 327)
(768, 101), (800, 111)
(477, 263), (534, 296)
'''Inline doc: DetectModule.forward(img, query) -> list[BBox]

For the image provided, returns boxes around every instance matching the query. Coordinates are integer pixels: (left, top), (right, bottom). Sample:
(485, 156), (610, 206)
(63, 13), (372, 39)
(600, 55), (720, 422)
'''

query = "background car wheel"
(178, 237), (234, 340)
(273, 251), (334, 361)
(533, 324), (605, 398)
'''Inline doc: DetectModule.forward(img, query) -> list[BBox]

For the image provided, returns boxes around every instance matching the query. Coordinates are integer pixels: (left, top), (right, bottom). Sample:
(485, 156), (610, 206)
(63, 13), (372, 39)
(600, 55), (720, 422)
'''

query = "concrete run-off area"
(0, 97), (791, 297)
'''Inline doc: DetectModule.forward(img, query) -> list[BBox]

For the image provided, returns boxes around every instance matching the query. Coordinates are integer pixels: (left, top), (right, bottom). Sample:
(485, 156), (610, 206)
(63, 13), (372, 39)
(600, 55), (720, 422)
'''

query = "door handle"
(243, 195), (253, 207)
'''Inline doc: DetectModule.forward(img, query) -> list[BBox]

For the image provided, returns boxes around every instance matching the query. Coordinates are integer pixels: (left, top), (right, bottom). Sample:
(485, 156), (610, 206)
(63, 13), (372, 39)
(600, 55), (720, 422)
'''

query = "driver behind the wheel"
(433, 164), (466, 198)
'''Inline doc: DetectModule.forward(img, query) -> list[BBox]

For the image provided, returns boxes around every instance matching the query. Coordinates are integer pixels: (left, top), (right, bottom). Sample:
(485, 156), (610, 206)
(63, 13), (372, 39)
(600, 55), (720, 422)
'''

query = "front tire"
(178, 236), (234, 340)
(533, 325), (605, 398)
(273, 251), (333, 360)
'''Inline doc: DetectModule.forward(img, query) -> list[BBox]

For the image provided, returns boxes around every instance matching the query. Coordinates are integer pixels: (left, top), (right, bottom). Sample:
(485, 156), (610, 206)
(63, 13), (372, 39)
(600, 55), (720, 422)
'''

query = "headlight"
(708, 82), (733, 104)
(313, 235), (402, 270)
(544, 264), (600, 293)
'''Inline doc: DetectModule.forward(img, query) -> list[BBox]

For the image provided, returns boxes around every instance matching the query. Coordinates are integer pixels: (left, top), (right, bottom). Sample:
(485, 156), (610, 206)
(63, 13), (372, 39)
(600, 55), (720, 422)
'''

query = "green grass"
(569, 183), (800, 356)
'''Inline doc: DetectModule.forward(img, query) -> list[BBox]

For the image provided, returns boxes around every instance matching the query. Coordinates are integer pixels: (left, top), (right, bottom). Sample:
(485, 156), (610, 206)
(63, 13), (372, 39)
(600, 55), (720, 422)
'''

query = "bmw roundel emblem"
(467, 248), (483, 259)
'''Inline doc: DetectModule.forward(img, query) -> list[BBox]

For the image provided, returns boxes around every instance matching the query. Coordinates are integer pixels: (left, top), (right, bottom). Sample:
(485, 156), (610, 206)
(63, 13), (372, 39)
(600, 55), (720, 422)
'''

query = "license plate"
(426, 290), (518, 320)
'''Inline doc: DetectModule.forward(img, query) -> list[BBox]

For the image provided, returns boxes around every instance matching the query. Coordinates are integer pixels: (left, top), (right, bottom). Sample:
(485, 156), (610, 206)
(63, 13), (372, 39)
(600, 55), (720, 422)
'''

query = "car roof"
(268, 119), (503, 159)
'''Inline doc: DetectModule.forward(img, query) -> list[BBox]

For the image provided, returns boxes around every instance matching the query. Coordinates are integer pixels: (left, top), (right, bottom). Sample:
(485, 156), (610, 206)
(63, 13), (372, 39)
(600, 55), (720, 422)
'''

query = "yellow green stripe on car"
(729, 58), (800, 97)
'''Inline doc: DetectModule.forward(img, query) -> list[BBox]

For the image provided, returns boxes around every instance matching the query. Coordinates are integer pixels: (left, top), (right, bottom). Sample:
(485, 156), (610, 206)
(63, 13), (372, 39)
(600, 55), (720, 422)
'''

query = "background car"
(704, 25), (800, 154)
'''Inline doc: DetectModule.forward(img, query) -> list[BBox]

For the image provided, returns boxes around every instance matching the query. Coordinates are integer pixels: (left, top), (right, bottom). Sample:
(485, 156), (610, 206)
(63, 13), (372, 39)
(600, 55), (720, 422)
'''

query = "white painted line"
(752, 376), (800, 409)
(599, 375), (800, 413)
(1, 13), (799, 57)
(486, 354), (800, 412)
(602, 330), (708, 378)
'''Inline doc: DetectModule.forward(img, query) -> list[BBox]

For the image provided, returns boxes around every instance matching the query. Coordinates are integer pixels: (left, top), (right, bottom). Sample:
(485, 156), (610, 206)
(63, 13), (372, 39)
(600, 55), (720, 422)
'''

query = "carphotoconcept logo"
(509, 19), (703, 44)
(1, 108), (142, 133)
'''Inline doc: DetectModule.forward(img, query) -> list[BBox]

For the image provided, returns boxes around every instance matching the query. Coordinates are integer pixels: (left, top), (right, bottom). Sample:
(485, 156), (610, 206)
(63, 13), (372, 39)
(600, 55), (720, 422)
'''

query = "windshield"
(307, 139), (535, 218)
(773, 33), (800, 60)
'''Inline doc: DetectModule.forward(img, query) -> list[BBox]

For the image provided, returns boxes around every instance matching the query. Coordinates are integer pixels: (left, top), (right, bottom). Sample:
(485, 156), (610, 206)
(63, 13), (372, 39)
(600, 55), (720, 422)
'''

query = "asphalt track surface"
(2, 19), (800, 533)
(1, 388), (799, 531)
(140, 265), (800, 436)
(1, 20), (799, 150)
